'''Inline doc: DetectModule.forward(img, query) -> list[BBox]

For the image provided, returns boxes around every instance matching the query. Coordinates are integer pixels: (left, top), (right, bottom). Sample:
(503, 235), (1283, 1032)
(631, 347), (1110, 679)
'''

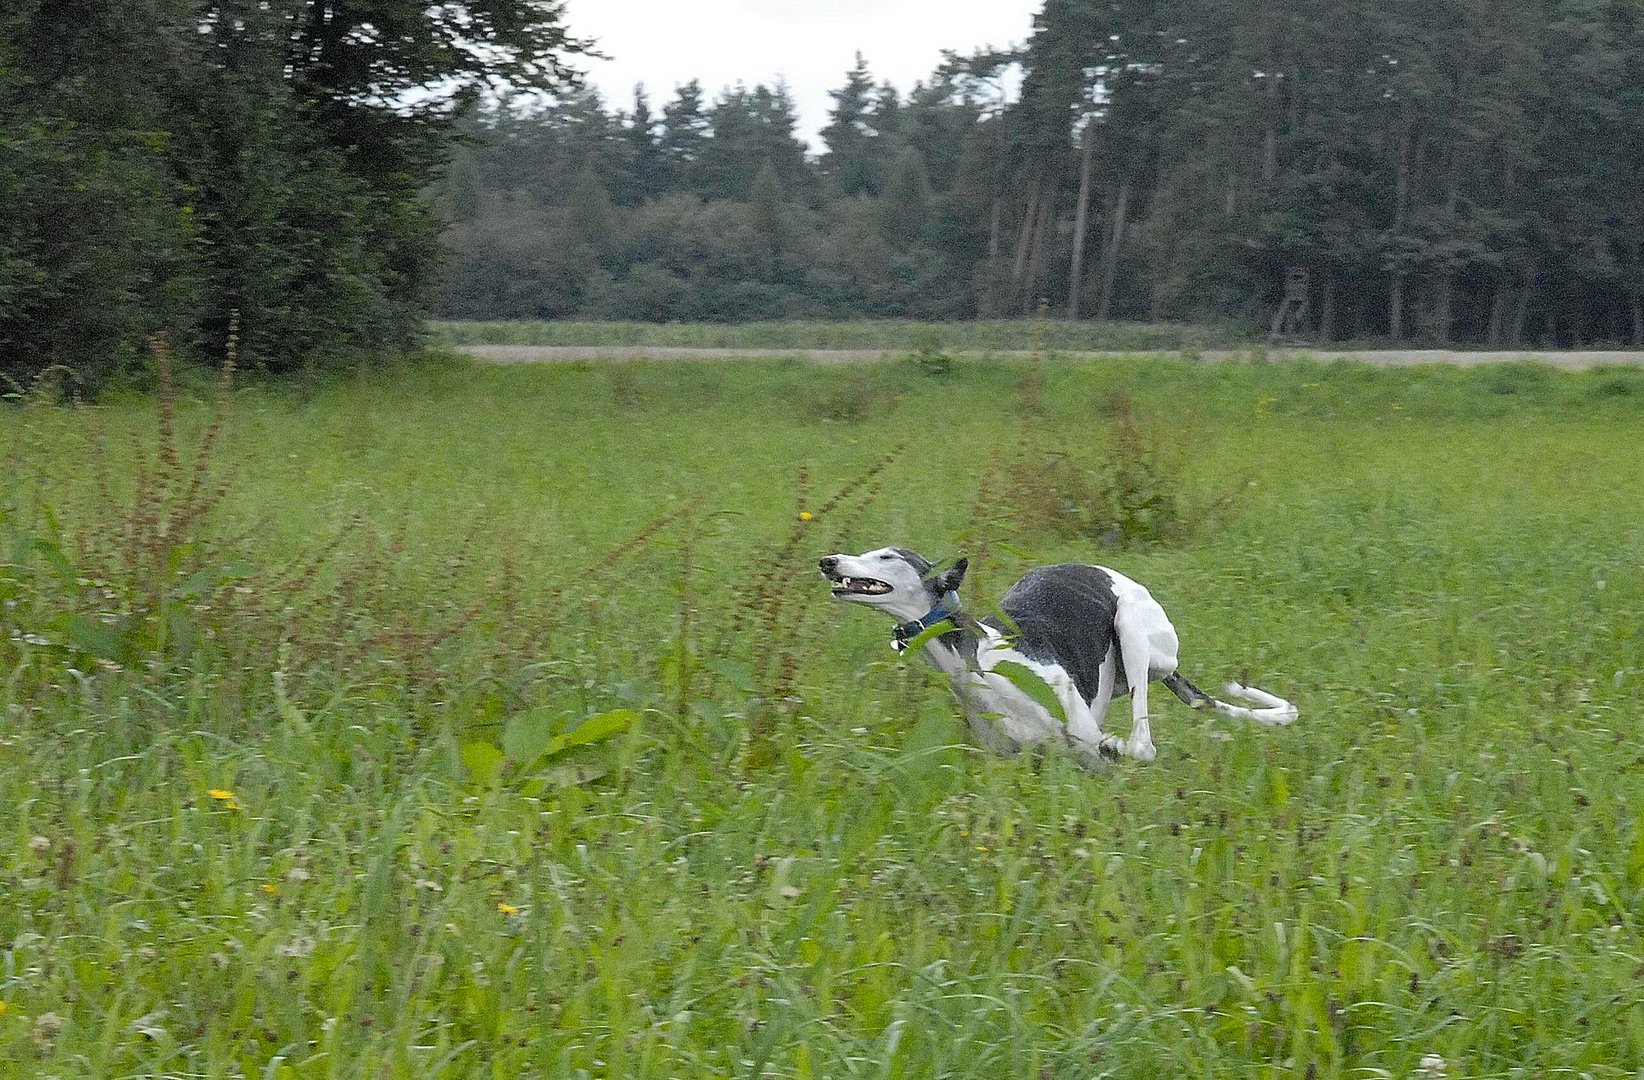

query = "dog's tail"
(1162, 671), (1298, 726)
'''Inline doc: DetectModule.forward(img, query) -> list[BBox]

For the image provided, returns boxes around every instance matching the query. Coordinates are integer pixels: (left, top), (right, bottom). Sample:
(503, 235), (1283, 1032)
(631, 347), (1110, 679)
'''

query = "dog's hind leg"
(1114, 626), (1167, 762)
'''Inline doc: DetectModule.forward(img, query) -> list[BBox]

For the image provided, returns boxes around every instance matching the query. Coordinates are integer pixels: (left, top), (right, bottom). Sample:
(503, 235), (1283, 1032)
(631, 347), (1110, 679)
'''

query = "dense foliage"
(440, 1), (1644, 346)
(0, 0), (585, 389)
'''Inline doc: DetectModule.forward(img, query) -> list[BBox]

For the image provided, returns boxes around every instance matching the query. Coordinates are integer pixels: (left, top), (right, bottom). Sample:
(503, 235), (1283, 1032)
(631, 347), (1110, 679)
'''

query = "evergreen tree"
(819, 54), (881, 196)
(879, 147), (932, 248)
(659, 80), (711, 194)
(624, 86), (667, 203)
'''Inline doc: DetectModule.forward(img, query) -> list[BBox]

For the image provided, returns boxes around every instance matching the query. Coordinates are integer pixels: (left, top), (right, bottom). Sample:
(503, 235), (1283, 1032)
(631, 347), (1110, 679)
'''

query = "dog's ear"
(929, 557), (968, 596)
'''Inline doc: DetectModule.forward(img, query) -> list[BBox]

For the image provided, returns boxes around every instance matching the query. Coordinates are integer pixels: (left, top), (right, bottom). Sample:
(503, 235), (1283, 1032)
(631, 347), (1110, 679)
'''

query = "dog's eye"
(879, 554), (894, 560)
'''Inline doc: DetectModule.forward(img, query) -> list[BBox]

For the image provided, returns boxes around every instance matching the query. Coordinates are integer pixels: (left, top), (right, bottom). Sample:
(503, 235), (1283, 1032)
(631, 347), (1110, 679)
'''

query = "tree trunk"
(1011, 181), (1041, 298)
(1388, 110), (1411, 342)
(1632, 293), (1643, 347)
(987, 196), (1002, 262)
(1024, 184), (1056, 314)
(1260, 19), (1279, 184)
(1096, 179), (1131, 320)
(1067, 122), (1096, 319)
(1318, 273), (1337, 342)
(1509, 279), (1533, 347)
(1433, 273), (1453, 344)
(1486, 281), (1511, 346)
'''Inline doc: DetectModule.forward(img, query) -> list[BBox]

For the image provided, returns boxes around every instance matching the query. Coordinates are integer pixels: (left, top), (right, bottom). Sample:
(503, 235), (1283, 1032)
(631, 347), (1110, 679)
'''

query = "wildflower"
(797, 511), (813, 521)
(261, 883), (277, 895)
(497, 902), (520, 915)
(207, 788), (244, 810)
(0, 1000), (7, 1015)
(1419, 1054), (1446, 1076)
(29, 836), (50, 854)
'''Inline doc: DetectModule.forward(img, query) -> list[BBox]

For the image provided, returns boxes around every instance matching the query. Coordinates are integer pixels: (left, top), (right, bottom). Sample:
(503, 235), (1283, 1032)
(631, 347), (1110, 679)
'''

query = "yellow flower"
(261, 883), (277, 895)
(497, 902), (520, 916)
(797, 511), (813, 521)
(207, 788), (245, 810)
(0, 1000), (8, 1015)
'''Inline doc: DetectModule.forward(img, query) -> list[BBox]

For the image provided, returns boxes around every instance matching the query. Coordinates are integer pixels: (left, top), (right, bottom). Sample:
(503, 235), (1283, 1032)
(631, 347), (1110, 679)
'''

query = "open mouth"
(830, 576), (892, 596)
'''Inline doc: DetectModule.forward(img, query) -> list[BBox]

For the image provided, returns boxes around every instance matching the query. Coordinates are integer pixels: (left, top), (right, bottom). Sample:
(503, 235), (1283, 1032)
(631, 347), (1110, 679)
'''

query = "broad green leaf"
(988, 660), (1068, 725)
(555, 707), (639, 752)
(460, 740), (505, 786)
(899, 619), (956, 654)
(502, 707), (556, 764)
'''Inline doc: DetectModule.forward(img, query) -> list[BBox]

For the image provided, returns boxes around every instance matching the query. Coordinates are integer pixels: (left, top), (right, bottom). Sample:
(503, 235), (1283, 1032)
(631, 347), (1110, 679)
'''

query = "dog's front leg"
(1065, 653), (1122, 761)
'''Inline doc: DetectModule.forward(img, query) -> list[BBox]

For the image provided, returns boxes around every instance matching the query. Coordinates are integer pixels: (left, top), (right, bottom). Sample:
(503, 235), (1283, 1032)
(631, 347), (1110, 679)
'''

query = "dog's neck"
(890, 591), (965, 651)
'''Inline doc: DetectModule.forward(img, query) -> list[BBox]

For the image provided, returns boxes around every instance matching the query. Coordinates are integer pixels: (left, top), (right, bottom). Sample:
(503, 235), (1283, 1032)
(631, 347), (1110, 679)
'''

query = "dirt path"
(458, 344), (1644, 369)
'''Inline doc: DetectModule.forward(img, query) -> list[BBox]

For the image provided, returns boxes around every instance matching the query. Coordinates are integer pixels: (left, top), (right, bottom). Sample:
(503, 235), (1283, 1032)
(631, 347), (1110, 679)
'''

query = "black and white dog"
(820, 547), (1296, 763)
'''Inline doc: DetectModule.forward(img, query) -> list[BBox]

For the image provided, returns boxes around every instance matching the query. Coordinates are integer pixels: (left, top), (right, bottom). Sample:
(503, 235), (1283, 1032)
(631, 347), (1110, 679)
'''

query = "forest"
(440, 0), (1644, 347)
(4, 0), (1643, 391)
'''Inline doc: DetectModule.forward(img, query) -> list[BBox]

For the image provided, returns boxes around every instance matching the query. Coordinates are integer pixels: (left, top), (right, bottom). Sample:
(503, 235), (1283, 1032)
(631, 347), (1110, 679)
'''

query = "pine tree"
(880, 147), (932, 248)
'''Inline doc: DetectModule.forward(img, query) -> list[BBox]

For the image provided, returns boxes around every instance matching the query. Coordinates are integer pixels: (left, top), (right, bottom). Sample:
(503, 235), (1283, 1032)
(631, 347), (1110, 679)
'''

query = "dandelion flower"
(0, 1000), (7, 1015)
(797, 511), (813, 521)
(208, 789), (236, 801)
(261, 883), (277, 895)
(497, 902), (520, 915)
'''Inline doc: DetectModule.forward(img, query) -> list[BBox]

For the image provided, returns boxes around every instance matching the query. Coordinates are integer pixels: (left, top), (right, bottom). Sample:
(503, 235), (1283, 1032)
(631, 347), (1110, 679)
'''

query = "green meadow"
(3, 352), (1643, 1077)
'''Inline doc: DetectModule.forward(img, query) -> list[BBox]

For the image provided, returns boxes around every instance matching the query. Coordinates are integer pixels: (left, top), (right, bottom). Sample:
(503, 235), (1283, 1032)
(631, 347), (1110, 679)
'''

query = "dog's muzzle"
(819, 556), (892, 596)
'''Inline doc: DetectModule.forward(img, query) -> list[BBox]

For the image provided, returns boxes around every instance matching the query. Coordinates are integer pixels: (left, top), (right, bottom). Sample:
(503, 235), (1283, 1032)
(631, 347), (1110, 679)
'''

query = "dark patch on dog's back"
(985, 565), (1119, 702)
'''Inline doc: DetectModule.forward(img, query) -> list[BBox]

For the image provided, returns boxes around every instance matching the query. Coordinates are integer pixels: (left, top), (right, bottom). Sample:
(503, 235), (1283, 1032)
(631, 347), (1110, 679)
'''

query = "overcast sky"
(559, 0), (1041, 151)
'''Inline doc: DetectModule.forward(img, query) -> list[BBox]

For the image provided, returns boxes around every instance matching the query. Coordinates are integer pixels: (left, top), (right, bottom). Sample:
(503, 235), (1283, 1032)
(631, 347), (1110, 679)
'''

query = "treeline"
(441, 0), (1644, 346)
(0, 1), (584, 389)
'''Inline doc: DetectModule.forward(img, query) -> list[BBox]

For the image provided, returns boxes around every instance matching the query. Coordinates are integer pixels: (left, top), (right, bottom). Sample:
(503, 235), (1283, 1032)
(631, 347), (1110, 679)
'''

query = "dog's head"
(818, 547), (968, 622)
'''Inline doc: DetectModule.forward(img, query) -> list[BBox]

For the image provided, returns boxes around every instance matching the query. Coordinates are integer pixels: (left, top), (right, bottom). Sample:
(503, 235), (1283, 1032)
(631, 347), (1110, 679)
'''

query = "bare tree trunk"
(1067, 122), (1096, 319)
(1388, 112), (1412, 341)
(1260, 18), (1279, 184)
(1632, 293), (1643, 347)
(1509, 276), (1533, 346)
(1024, 184), (1056, 314)
(987, 197), (1002, 262)
(1318, 272), (1337, 342)
(1486, 281), (1511, 346)
(1434, 274), (1453, 344)
(1095, 178), (1131, 320)
(1433, 172), (1458, 344)
(1011, 181), (1041, 299)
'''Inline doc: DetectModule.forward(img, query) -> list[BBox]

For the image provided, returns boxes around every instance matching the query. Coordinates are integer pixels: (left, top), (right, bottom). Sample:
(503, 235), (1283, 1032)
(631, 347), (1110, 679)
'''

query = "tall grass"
(2, 350), (1642, 1076)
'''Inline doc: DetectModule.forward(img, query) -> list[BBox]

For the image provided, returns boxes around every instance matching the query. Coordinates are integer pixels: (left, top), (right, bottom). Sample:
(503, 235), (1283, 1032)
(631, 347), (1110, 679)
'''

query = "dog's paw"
(1125, 737), (1158, 762)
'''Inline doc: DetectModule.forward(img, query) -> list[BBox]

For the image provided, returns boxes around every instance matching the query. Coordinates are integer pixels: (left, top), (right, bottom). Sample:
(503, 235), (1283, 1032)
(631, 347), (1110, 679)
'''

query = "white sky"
(559, 0), (1041, 151)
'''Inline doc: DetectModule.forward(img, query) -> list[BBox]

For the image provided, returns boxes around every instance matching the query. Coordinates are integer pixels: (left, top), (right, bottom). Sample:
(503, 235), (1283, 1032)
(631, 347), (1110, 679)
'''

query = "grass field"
(3, 351), (1643, 1077)
(428, 318), (1249, 352)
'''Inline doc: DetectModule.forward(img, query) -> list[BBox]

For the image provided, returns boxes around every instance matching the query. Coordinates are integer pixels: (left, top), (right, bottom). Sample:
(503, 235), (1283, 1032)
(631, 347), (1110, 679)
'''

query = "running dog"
(819, 547), (1296, 763)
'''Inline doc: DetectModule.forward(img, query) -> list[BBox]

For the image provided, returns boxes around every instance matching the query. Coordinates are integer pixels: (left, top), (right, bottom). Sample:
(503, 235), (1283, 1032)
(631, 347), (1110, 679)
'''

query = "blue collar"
(891, 593), (962, 651)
